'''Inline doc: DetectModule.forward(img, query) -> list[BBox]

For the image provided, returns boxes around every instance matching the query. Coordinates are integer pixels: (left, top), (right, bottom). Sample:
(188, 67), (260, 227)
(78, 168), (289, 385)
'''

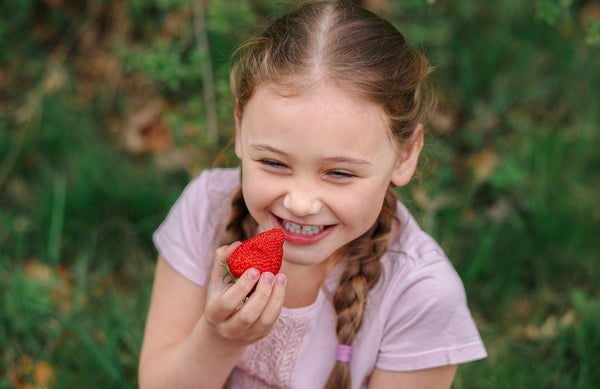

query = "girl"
(139, 1), (487, 388)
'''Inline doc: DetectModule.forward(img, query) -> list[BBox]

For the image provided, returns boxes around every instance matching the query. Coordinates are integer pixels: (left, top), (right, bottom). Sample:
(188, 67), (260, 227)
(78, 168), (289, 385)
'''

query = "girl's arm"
(139, 244), (287, 389)
(368, 365), (457, 389)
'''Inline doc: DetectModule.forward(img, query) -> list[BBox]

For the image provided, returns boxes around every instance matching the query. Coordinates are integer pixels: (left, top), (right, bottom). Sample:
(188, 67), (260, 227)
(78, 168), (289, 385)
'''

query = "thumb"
(208, 241), (242, 294)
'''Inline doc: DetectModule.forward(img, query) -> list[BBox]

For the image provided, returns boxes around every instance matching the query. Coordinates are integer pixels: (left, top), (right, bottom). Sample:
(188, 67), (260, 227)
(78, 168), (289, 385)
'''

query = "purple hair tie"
(336, 344), (352, 363)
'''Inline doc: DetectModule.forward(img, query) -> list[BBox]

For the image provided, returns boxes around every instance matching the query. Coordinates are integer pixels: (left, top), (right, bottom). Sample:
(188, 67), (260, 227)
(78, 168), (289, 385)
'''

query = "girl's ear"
(234, 100), (242, 159)
(391, 124), (424, 187)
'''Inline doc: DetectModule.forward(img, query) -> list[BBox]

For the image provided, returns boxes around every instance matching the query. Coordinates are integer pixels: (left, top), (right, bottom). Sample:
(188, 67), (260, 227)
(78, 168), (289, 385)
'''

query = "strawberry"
(222, 228), (284, 283)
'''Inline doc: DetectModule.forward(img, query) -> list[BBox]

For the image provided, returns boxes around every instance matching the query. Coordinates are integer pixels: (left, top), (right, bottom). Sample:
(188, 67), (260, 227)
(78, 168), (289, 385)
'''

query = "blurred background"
(1, 0), (599, 387)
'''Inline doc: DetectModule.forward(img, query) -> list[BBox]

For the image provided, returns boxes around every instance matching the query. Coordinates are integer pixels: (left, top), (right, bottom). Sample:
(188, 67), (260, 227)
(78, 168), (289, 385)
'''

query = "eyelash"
(259, 159), (356, 180)
(260, 159), (287, 169)
(327, 170), (356, 179)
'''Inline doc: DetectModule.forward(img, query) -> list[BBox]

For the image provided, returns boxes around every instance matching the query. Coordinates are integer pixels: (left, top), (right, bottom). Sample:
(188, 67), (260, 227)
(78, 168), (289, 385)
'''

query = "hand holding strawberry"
(222, 228), (284, 283)
(202, 230), (287, 346)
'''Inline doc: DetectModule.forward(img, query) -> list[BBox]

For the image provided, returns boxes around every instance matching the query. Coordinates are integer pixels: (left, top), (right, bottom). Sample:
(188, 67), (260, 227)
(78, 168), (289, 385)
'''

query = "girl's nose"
(283, 182), (322, 217)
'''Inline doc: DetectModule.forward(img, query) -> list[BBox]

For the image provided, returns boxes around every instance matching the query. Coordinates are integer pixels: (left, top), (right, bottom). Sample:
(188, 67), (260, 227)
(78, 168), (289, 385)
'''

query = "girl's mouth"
(282, 220), (324, 236)
(272, 215), (335, 245)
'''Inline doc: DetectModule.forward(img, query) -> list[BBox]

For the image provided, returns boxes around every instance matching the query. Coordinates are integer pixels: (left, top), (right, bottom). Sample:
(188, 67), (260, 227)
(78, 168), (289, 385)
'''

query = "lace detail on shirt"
(235, 310), (313, 388)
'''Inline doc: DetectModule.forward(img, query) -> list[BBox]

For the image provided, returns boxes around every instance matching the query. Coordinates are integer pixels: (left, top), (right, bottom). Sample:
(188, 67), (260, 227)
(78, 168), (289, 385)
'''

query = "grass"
(1, 80), (183, 387)
(1, 0), (599, 387)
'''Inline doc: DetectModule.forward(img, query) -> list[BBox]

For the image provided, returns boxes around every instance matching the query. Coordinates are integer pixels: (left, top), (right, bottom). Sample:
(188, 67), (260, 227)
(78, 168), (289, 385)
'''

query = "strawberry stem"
(221, 263), (238, 284)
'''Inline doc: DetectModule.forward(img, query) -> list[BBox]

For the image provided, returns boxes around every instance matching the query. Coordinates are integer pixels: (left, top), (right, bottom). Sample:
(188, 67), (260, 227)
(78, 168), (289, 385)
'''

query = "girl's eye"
(328, 170), (356, 179)
(260, 159), (287, 169)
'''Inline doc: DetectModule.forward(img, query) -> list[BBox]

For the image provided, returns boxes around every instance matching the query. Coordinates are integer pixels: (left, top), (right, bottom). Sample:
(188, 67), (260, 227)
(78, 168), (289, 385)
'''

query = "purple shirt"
(154, 167), (487, 389)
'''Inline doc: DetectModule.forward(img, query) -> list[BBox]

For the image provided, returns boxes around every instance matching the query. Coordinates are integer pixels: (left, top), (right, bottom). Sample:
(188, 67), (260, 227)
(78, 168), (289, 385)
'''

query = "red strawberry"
(222, 228), (284, 283)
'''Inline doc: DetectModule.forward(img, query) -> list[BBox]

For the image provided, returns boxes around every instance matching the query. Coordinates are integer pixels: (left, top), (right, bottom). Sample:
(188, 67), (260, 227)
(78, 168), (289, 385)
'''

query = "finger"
(254, 273), (286, 331)
(210, 267), (260, 324)
(242, 272), (275, 312)
(219, 271), (276, 335)
(220, 267), (260, 306)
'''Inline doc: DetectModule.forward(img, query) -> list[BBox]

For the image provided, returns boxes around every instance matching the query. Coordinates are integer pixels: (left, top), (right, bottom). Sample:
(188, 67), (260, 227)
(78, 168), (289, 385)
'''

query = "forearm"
(139, 317), (246, 389)
(138, 247), (286, 388)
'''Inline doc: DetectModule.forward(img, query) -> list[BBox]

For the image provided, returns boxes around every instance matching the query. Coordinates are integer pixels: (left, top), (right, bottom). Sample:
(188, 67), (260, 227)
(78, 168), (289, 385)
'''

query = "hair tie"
(336, 344), (352, 363)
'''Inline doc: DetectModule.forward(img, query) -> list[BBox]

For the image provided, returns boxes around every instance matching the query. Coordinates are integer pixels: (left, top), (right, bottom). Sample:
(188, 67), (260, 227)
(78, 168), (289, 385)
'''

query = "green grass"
(1, 0), (599, 387)
(1, 80), (182, 387)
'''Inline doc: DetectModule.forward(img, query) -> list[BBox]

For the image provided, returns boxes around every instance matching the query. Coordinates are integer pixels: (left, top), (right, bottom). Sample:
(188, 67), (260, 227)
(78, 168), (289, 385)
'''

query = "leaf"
(122, 99), (170, 153)
(142, 117), (172, 153)
(580, 2), (600, 46)
(468, 148), (500, 183)
(536, 0), (574, 26)
(23, 260), (73, 314)
(7, 356), (55, 389)
(33, 360), (55, 388)
(24, 261), (53, 284)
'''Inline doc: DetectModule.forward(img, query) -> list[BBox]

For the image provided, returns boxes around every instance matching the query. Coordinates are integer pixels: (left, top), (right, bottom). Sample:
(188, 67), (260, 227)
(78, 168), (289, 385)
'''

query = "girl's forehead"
(255, 79), (383, 116)
(250, 80), (400, 145)
(240, 81), (402, 158)
(248, 82), (378, 120)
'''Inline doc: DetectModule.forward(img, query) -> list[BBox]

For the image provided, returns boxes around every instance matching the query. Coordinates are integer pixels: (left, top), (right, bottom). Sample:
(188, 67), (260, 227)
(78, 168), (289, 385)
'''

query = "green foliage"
(453, 290), (600, 388)
(536, 0), (574, 25)
(0, 1), (34, 63)
(535, 0), (600, 46)
(1, 56), (181, 384)
(0, 248), (153, 387)
(122, 40), (205, 91)
(586, 19), (600, 45)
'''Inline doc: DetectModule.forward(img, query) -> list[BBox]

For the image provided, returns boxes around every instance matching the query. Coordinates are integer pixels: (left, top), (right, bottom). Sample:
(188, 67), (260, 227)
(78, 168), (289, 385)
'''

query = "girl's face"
(235, 82), (421, 269)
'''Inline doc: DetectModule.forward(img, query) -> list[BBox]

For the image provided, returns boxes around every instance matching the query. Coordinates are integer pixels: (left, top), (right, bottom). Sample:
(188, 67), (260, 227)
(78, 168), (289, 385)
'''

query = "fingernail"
(247, 268), (259, 280)
(263, 272), (274, 284)
(276, 274), (286, 286)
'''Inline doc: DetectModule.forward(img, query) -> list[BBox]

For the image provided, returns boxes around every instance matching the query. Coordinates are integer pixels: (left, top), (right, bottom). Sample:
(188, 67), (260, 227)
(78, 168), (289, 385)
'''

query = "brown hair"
(223, 1), (433, 387)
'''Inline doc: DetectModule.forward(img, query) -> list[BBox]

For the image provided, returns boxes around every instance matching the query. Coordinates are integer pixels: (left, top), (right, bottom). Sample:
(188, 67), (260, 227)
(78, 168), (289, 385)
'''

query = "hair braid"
(220, 185), (257, 246)
(324, 185), (399, 389)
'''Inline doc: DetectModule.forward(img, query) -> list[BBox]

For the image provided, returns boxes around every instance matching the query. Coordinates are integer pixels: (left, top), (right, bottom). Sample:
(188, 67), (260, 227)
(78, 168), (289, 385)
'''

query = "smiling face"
(235, 81), (421, 269)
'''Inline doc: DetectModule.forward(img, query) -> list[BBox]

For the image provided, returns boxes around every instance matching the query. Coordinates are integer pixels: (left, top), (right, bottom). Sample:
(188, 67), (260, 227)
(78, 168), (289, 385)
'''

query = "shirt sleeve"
(375, 251), (487, 371)
(153, 168), (239, 287)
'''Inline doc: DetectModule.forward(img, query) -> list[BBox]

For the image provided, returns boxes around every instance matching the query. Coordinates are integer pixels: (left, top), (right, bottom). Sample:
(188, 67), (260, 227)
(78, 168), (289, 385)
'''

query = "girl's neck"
(281, 260), (330, 309)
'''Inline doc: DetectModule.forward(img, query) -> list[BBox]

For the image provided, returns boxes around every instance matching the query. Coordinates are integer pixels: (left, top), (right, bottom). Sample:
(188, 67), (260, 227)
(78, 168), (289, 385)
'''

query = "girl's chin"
(281, 248), (332, 269)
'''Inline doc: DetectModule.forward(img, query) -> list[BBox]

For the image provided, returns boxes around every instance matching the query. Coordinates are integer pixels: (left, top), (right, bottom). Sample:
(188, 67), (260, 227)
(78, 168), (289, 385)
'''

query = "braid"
(324, 185), (399, 389)
(220, 185), (257, 246)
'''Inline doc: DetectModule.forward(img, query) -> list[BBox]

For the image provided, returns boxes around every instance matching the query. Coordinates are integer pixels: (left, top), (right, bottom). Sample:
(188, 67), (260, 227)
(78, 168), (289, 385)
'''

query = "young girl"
(139, 1), (486, 388)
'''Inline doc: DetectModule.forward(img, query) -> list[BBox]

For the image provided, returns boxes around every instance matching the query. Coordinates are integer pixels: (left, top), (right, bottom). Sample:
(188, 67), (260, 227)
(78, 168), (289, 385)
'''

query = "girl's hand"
(203, 243), (287, 345)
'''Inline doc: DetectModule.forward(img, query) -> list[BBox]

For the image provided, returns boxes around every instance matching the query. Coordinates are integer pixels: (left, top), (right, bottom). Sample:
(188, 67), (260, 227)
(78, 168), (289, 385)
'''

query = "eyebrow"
(250, 144), (288, 156)
(249, 143), (372, 166)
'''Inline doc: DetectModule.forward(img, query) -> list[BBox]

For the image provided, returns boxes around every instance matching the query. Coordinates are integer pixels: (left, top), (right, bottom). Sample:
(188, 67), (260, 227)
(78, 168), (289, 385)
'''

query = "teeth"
(283, 221), (324, 236)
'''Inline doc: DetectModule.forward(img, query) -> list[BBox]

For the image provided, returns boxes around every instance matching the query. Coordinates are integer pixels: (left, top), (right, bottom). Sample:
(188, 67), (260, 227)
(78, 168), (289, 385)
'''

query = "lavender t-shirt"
(154, 167), (487, 389)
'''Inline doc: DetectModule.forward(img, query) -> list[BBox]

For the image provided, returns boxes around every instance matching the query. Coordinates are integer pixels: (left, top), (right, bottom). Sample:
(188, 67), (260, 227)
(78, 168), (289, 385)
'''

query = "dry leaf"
(33, 360), (55, 388)
(580, 1), (600, 23)
(163, 7), (193, 39)
(122, 99), (169, 153)
(363, 0), (392, 15)
(142, 117), (172, 153)
(43, 0), (65, 8)
(487, 197), (513, 222)
(469, 148), (500, 183)
(430, 99), (461, 134)
(24, 260), (52, 285)
(24, 260), (74, 314)
(7, 356), (54, 389)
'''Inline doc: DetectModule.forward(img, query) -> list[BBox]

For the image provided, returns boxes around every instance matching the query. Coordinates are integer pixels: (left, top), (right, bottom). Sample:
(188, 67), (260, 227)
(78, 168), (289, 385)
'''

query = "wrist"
(195, 315), (248, 357)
